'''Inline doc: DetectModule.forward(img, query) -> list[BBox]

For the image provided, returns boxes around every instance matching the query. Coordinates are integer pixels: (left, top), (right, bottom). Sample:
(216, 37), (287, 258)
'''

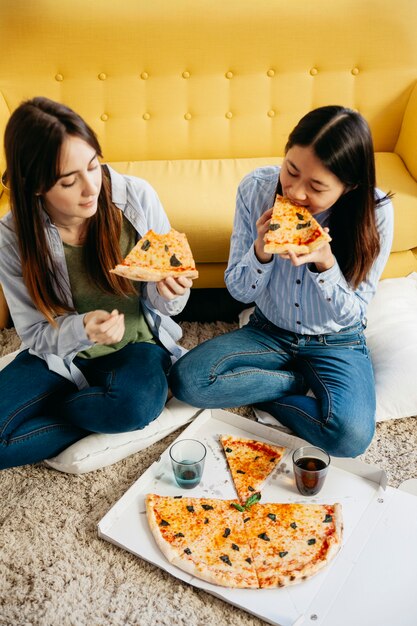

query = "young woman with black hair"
(170, 106), (394, 457)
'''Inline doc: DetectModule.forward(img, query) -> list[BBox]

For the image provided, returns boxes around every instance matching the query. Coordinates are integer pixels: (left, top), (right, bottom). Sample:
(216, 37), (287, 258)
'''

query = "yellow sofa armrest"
(395, 82), (417, 181)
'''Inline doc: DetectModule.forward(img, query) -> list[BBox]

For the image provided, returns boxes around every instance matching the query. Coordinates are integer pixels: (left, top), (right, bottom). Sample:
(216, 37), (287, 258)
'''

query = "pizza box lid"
(98, 409), (417, 626)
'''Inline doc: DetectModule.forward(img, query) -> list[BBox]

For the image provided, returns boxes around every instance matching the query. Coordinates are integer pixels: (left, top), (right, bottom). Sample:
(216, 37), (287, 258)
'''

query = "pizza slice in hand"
(264, 194), (331, 254)
(220, 435), (286, 504)
(110, 228), (199, 282)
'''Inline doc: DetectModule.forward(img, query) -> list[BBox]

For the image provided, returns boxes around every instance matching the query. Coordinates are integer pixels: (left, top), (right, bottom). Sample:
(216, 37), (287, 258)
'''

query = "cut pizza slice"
(110, 228), (199, 282)
(264, 194), (331, 254)
(146, 494), (343, 589)
(243, 502), (343, 588)
(146, 494), (259, 588)
(220, 435), (286, 504)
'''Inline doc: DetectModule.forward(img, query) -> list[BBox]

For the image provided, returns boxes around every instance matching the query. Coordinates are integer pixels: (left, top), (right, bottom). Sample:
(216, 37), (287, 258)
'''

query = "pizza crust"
(110, 265), (199, 282)
(110, 228), (199, 282)
(264, 241), (311, 254)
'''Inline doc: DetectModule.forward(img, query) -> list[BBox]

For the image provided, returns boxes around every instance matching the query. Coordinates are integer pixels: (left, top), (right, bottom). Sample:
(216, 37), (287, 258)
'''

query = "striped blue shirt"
(225, 166), (394, 334)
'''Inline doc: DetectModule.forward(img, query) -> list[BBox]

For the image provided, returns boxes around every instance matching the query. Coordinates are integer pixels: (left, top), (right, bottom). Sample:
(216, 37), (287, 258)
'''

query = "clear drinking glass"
(169, 439), (207, 489)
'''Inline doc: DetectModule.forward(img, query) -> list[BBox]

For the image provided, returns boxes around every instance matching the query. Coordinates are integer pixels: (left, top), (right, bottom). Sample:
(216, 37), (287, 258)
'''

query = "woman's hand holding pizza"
(83, 309), (125, 344)
(254, 207), (274, 264)
(156, 275), (193, 301)
(280, 228), (335, 272)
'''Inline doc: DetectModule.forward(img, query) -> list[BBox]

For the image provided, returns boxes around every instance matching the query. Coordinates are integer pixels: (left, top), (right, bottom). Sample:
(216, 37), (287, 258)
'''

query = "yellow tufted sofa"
(0, 0), (417, 328)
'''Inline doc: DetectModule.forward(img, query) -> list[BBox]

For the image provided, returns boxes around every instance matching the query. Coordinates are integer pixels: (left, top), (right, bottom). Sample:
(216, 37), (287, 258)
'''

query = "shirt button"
(296, 321), (301, 325)
(294, 303), (299, 307)
(327, 297), (331, 302)
(319, 279), (325, 284)
(257, 269), (262, 274)
(251, 284), (256, 289)
(296, 279), (301, 285)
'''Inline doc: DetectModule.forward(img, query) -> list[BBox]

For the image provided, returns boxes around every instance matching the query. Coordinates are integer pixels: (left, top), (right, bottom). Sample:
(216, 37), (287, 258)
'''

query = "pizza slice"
(146, 494), (259, 588)
(220, 435), (286, 504)
(264, 194), (331, 254)
(243, 502), (343, 588)
(110, 228), (199, 282)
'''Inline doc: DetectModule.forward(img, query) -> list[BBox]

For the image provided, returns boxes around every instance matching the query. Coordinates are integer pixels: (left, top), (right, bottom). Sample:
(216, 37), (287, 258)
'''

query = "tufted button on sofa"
(0, 0), (416, 327)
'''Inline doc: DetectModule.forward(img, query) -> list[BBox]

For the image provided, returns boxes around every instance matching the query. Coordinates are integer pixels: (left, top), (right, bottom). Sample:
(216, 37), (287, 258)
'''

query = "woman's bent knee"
(325, 414), (375, 458)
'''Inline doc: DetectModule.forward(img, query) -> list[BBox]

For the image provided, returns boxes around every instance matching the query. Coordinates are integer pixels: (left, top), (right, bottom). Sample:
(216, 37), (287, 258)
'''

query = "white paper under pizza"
(98, 410), (417, 626)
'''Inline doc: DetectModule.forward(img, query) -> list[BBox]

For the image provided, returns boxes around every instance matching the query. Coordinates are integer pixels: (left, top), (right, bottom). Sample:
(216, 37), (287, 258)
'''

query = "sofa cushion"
(107, 154), (417, 281)
(108, 157), (282, 264)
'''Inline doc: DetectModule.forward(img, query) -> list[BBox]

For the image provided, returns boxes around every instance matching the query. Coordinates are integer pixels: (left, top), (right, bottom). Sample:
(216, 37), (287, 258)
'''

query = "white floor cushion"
(239, 274), (417, 423)
(365, 273), (417, 421)
(44, 398), (200, 474)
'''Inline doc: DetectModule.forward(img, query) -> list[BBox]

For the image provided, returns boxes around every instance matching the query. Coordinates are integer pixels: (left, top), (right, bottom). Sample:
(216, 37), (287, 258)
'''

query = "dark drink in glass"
(292, 447), (330, 496)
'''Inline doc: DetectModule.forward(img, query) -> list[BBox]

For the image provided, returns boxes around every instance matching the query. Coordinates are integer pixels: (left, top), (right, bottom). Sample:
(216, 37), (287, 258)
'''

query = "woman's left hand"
(156, 276), (193, 300)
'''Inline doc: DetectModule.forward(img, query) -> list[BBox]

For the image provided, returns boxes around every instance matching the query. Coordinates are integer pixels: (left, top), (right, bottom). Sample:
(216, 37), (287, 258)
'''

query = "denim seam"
(303, 359), (333, 425)
(64, 369), (116, 406)
(271, 399), (325, 428)
(1, 423), (74, 445)
(209, 348), (286, 379)
(64, 391), (107, 406)
(0, 391), (55, 437)
(213, 370), (298, 381)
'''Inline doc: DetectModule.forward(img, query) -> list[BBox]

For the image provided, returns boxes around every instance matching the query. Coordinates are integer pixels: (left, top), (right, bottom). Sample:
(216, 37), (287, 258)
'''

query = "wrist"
(315, 255), (335, 273)
(254, 241), (272, 264)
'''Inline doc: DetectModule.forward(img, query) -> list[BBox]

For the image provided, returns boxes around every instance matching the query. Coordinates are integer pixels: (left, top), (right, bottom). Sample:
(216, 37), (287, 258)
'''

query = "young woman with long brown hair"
(0, 96), (194, 470)
(170, 106), (394, 457)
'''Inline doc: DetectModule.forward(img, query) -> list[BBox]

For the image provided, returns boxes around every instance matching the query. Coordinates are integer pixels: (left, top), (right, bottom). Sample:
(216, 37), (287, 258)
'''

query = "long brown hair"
(284, 106), (392, 289)
(4, 97), (136, 325)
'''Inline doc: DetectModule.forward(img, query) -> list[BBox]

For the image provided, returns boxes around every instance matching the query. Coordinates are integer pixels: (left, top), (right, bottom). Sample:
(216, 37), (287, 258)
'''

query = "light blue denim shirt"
(225, 166), (394, 334)
(0, 166), (189, 388)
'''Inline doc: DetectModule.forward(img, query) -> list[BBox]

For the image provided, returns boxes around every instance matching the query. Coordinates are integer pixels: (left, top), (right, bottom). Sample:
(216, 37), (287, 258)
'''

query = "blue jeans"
(169, 308), (376, 457)
(0, 342), (171, 469)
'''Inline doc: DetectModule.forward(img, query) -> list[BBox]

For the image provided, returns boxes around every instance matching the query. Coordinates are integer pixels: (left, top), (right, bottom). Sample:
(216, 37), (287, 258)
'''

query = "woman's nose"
(289, 180), (307, 201)
(82, 175), (98, 196)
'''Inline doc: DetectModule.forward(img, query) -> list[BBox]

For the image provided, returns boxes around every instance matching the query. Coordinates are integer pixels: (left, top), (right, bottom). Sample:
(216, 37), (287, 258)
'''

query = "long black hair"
(283, 105), (391, 288)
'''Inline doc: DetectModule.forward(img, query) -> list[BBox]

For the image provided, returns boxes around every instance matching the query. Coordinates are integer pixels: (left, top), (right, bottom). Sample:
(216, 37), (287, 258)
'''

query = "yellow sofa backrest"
(1, 0), (416, 164)
(0, 0), (417, 302)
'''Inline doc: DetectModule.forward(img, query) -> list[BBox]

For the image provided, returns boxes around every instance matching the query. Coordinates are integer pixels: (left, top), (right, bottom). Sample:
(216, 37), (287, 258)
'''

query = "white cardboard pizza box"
(98, 409), (417, 626)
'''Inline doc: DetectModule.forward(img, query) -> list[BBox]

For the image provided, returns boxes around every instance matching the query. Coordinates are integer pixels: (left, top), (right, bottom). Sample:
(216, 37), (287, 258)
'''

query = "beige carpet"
(1, 322), (416, 626)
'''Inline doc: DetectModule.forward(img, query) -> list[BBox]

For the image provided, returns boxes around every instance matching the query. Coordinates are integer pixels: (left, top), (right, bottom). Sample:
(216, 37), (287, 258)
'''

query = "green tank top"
(64, 217), (155, 359)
